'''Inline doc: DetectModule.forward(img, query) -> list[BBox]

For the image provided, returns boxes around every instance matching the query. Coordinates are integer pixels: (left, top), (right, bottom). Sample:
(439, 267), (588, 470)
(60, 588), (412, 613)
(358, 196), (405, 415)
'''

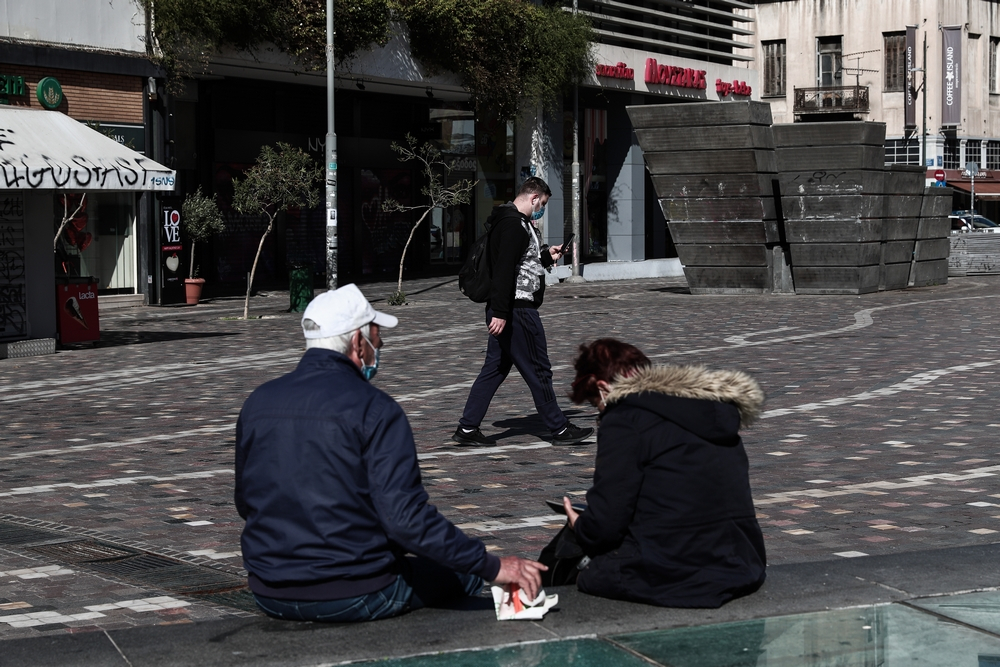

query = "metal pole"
(922, 32), (928, 169)
(325, 0), (338, 289)
(566, 0), (585, 283)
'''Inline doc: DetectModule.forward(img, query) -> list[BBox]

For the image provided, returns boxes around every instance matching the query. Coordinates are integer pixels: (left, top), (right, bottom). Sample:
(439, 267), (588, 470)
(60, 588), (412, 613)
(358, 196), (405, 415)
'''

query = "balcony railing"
(793, 86), (870, 115)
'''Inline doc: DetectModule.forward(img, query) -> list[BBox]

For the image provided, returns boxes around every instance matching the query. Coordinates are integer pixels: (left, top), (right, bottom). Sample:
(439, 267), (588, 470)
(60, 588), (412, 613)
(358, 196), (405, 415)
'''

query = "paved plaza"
(4, 274), (1000, 664)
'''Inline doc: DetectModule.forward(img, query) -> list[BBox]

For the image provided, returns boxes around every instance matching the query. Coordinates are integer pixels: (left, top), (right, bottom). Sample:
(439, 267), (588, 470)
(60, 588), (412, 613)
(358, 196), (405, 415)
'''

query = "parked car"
(950, 212), (1000, 233)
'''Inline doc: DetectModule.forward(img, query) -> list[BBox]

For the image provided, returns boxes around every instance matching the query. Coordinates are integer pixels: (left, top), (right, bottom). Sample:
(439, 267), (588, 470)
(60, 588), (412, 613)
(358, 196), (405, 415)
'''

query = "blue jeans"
(460, 307), (568, 433)
(252, 556), (485, 623)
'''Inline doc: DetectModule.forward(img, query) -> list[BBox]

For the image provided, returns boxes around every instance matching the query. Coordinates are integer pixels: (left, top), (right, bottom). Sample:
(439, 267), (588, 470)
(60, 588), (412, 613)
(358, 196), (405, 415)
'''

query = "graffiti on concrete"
(0, 192), (25, 340)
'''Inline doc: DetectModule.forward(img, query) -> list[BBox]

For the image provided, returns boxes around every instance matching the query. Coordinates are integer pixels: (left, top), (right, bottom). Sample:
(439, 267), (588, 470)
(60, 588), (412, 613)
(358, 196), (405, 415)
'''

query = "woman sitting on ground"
(562, 338), (767, 608)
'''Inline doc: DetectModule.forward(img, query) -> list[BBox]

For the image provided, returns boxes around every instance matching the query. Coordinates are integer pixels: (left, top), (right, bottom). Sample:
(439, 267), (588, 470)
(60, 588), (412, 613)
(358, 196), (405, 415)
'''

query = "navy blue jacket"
(235, 348), (500, 599)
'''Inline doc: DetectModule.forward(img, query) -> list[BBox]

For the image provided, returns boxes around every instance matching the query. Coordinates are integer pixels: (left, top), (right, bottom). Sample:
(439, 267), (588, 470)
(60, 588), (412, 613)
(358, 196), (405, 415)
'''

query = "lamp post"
(325, 0), (338, 289)
(566, 0), (585, 283)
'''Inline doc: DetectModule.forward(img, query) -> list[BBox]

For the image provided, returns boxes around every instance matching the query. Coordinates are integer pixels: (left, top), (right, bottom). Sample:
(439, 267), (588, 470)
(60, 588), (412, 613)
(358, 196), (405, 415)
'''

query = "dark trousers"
(460, 306), (568, 433)
(252, 555), (484, 623)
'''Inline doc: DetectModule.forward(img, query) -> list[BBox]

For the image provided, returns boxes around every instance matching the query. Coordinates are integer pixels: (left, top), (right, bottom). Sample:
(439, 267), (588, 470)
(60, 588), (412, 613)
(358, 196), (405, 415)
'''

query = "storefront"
(559, 43), (760, 269)
(0, 107), (174, 355)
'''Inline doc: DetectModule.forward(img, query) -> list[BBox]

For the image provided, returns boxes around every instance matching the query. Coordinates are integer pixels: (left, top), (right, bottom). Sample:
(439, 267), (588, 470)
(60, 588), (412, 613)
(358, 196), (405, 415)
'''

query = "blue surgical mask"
(531, 205), (545, 221)
(361, 335), (380, 381)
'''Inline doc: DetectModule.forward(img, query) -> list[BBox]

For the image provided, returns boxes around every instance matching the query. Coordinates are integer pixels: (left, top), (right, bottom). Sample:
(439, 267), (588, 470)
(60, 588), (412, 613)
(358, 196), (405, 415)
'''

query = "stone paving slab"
(3, 276), (1000, 646)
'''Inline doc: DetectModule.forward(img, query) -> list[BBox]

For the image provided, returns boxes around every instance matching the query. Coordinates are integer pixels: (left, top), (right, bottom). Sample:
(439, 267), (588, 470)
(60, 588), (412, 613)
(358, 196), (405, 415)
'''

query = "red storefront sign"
(644, 59), (707, 89)
(595, 62), (634, 80)
(716, 79), (752, 97)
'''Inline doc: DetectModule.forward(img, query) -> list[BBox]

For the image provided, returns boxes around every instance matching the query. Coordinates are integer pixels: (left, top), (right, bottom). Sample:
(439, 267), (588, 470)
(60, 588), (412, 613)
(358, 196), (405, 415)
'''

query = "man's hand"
(563, 496), (579, 529)
(491, 556), (548, 601)
(488, 317), (507, 336)
(548, 244), (565, 261)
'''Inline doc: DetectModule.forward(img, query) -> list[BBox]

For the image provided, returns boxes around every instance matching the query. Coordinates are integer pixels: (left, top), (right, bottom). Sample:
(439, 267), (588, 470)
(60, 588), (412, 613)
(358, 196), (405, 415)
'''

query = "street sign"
(934, 169), (945, 182)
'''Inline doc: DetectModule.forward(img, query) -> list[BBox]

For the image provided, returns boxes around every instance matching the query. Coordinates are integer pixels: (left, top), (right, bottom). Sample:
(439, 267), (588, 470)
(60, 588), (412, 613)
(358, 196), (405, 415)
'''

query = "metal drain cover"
(88, 554), (246, 594)
(28, 540), (138, 563)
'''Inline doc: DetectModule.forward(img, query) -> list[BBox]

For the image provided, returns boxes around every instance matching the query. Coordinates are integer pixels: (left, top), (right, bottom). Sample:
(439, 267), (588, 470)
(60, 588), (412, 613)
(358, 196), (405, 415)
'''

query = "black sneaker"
(452, 426), (496, 446)
(551, 423), (594, 445)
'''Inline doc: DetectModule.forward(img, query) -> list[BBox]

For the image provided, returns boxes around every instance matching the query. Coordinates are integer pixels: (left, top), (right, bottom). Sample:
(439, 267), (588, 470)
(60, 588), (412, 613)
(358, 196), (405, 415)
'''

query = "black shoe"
(452, 426), (496, 446)
(551, 423), (594, 445)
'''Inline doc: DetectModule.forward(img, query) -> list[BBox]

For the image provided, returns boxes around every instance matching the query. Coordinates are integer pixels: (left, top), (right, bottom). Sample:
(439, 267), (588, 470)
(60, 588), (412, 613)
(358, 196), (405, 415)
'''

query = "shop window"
(943, 140), (961, 169)
(884, 139), (919, 165)
(987, 140), (1000, 170)
(474, 111), (514, 241)
(883, 33), (906, 92)
(762, 40), (786, 97)
(584, 108), (607, 259)
(817, 36), (843, 87)
(966, 139), (982, 168)
(54, 192), (136, 294)
(992, 37), (1000, 93)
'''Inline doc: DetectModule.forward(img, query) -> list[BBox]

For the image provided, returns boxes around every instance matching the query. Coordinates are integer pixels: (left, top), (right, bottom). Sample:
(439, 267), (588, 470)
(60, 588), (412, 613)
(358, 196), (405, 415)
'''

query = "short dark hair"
(518, 176), (552, 198)
(570, 338), (651, 404)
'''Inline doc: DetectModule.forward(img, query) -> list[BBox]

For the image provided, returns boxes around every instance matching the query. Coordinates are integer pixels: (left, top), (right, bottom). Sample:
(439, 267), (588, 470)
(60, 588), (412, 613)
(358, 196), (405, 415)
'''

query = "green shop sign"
(36, 77), (63, 109)
(0, 74), (26, 104)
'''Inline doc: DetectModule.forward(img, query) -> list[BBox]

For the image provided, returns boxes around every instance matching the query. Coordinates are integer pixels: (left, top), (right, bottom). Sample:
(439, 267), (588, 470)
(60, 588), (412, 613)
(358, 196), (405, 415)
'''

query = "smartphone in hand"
(546, 499), (587, 515)
(561, 234), (576, 259)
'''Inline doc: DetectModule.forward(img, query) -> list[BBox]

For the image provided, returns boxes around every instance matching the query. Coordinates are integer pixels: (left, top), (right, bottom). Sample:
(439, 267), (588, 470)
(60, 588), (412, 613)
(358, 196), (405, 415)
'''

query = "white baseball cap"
(301, 284), (398, 339)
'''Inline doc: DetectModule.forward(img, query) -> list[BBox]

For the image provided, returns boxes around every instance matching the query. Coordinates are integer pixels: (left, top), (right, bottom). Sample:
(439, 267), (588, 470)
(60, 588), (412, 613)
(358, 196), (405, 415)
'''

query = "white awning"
(0, 107), (175, 191)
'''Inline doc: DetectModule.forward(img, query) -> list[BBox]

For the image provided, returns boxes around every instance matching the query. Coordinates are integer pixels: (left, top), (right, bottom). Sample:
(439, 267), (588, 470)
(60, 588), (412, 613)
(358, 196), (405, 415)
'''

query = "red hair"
(570, 338), (651, 404)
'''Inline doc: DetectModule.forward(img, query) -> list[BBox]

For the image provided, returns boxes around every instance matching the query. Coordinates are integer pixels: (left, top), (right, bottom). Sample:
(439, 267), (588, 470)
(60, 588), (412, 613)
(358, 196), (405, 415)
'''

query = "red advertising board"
(56, 279), (100, 344)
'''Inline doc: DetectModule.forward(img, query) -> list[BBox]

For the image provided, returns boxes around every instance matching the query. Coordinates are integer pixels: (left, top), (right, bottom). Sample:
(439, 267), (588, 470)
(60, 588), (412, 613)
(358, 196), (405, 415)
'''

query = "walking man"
(453, 177), (594, 446)
(236, 284), (546, 622)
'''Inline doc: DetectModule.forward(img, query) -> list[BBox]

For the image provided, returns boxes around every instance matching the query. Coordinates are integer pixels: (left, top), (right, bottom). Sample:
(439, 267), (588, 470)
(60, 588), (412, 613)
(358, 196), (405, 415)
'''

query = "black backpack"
(458, 223), (494, 302)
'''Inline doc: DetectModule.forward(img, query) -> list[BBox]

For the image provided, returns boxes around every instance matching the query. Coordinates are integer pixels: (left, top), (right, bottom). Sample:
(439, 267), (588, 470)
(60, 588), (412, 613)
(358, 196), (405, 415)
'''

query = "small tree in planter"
(382, 134), (476, 305)
(231, 142), (321, 320)
(181, 187), (226, 304)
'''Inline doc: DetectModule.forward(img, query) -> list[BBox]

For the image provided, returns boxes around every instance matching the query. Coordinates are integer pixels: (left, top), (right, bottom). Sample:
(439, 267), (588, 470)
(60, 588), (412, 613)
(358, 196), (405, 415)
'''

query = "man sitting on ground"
(235, 284), (546, 622)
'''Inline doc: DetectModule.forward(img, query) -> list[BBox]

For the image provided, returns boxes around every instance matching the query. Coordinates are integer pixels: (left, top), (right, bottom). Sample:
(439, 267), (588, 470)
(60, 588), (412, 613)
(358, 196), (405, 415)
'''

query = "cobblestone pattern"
(3, 276), (1000, 638)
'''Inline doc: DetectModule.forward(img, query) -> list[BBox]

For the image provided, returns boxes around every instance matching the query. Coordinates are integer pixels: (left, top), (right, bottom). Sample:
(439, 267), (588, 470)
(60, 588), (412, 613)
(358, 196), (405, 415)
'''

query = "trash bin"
(55, 277), (100, 344)
(289, 264), (313, 313)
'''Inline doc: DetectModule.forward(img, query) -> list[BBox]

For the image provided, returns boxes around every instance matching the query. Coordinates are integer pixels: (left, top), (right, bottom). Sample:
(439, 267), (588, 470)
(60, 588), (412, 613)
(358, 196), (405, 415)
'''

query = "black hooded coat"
(573, 364), (767, 608)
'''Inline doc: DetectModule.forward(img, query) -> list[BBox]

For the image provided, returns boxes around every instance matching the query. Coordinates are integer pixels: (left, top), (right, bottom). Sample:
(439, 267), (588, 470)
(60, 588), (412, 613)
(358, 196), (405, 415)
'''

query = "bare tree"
(382, 134), (476, 305)
(231, 142), (321, 319)
(54, 193), (87, 252)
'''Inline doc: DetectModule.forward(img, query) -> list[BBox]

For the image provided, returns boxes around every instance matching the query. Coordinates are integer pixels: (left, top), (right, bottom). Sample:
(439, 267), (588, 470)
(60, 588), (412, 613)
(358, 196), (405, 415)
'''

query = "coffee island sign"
(595, 58), (751, 98)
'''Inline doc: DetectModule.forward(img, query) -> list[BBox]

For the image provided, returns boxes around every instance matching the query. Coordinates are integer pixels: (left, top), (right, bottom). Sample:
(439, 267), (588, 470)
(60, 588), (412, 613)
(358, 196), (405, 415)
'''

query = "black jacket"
(485, 203), (553, 320)
(574, 364), (767, 608)
(235, 349), (500, 600)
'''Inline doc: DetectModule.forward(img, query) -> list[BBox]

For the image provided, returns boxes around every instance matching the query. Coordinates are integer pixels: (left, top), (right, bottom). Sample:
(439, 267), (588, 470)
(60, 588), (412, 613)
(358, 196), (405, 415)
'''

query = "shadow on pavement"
(74, 331), (237, 349)
(489, 409), (594, 441)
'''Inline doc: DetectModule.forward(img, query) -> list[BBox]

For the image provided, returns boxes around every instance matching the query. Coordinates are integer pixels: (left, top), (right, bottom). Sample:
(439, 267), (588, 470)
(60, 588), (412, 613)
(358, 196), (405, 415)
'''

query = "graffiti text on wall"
(0, 192), (26, 341)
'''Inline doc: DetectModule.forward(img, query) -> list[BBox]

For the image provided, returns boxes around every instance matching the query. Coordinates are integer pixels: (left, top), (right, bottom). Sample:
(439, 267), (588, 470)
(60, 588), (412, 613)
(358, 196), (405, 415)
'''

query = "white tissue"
(491, 584), (559, 620)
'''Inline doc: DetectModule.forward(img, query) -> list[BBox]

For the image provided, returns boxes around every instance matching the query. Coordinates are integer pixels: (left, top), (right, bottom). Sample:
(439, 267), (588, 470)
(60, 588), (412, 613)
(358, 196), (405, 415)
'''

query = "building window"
(817, 36), (843, 87)
(884, 33), (906, 92)
(884, 139), (920, 165)
(992, 38), (1000, 93)
(762, 40), (786, 97)
(987, 140), (1000, 169)
(943, 140), (961, 169)
(966, 139), (982, 168)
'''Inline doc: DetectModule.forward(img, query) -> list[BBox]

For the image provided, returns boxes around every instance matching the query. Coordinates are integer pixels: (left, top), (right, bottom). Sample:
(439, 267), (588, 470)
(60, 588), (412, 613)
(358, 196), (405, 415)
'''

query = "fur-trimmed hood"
(605, 364), (764, 429)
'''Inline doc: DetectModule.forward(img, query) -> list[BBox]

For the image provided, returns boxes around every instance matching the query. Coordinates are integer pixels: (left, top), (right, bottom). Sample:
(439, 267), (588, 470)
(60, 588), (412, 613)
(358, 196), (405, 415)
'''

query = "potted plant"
(181, 188), (225, 305)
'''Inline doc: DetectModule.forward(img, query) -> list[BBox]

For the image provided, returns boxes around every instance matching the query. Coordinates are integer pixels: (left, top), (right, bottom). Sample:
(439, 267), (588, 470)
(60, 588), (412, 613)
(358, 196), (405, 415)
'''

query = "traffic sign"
(934, 169), (945, 182)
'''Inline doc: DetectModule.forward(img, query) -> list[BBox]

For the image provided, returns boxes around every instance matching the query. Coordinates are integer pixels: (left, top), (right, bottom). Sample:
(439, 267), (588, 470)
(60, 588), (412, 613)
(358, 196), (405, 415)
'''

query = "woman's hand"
(563, 496), (579, 529)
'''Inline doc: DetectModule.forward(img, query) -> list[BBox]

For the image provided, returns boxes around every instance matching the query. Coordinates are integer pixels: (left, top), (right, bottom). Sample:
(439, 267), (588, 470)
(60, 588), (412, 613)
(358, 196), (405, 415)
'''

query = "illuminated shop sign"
(644, 59), (707, 89)
(716, 79), (752, 97)
(595, 62), (635, 80)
